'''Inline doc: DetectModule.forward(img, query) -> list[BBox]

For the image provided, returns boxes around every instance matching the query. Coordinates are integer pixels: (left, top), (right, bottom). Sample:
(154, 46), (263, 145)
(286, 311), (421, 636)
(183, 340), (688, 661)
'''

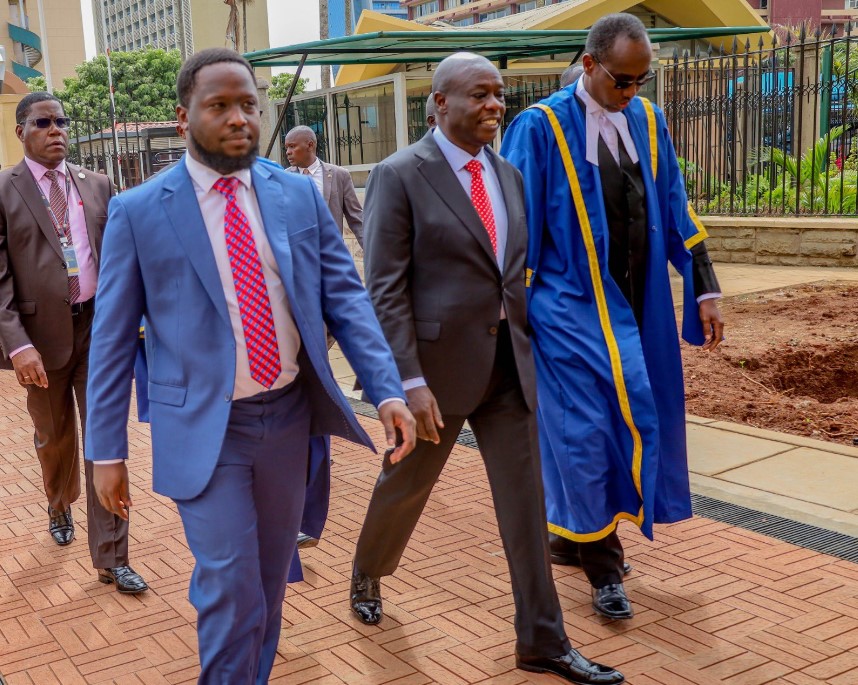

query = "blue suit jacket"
(85, 159), (404, 509)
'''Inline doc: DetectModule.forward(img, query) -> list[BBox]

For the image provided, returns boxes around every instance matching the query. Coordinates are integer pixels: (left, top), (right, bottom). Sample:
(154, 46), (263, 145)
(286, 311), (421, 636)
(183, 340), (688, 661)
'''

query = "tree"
(34, 49), (182, 122)
(268, 72), (309, 100)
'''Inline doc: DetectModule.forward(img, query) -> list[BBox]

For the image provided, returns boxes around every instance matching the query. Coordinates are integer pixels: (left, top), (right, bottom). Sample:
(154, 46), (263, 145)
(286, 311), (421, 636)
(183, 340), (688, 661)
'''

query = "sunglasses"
(22, 117), (71, 129)
(595, 59), (656, 90)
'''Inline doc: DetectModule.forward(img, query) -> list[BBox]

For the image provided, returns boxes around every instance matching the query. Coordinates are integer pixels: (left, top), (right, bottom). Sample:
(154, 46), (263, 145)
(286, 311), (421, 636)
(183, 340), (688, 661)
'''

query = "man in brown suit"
(0, 92), (147, 593)
(284, 125), (364, 247)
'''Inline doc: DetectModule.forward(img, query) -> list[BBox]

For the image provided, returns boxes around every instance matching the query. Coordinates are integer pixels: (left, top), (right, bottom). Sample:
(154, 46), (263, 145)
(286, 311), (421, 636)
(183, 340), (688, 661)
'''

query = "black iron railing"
(665, 24), (858, 216)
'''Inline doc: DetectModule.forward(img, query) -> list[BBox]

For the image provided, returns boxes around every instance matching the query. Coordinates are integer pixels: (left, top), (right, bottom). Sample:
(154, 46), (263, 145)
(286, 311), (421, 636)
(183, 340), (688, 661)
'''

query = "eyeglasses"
(22, 117), (71, 129)
(594, 59), (656, 90)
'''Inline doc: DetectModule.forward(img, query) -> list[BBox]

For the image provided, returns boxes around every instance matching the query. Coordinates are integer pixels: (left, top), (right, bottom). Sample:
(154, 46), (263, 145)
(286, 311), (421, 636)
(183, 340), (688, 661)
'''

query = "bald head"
(432, 52), (498, 95)
(431, 51), (505, 157)
(284, 124), (317, 169)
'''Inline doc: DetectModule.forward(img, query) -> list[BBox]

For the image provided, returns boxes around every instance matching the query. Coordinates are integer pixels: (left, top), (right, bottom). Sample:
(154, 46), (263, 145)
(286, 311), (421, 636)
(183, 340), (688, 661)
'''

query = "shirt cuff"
(9, 344), (34, 358)
(377, 397), (406, 409)
(401, 377), (427, 391)
(92, 459), (125, 465)
(697, 292), (722, 304)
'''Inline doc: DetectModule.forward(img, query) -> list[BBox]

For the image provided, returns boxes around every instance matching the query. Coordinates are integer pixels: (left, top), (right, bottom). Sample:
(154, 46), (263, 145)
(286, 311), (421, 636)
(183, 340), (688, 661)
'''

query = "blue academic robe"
(501, 83), (708, 541)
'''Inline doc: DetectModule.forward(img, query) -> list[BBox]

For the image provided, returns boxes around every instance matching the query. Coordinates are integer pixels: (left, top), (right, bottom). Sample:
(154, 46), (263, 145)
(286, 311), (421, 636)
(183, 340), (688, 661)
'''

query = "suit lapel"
(320, 161), (333, 204)
(252, 164), (296, 302)
(486, 148), (523, 277)
(67, 164), (102, 265)
(415, 136), (498, 268)
(10, 161), (63, 260)
(162, 164), (231, 327)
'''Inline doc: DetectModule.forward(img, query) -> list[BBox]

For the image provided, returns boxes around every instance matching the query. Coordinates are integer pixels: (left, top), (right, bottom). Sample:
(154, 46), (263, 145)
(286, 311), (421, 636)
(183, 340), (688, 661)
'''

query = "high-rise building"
(746, 0), (858, 31)
(1, 0), (86, 90)
(93, 0), (271, 67)
(328, 0), (407, 38)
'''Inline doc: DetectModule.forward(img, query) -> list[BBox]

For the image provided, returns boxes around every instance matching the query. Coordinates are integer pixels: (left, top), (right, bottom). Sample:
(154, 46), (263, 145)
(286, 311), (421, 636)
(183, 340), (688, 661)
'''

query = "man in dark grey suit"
(349, 53), (624, 685)
(284, 125), (363, 247)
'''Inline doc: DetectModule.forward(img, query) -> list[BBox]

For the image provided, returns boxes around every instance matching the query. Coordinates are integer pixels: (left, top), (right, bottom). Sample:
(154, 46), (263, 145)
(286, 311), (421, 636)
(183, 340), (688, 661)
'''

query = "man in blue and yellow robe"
(501, 13), (724, 621)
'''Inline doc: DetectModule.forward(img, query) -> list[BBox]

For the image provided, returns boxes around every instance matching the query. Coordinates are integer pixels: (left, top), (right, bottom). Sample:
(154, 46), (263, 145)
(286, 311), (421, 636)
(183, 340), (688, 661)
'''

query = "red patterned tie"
(213, 177), (281, 389)
(45, 170), (81, 303)
(464, 159), (497, 255)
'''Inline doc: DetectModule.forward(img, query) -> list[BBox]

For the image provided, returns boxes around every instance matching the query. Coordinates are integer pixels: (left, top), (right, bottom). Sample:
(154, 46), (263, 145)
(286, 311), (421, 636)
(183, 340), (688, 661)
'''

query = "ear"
(582, 53), (596, 74)
(176, 104), (188, 127)
(434, 91), (446, 115)
(15, 124), (24, 143)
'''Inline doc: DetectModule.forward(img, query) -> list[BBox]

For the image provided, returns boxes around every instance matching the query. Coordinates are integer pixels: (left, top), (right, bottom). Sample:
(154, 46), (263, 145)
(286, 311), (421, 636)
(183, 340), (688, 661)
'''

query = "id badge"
(62, 244), (80, 276)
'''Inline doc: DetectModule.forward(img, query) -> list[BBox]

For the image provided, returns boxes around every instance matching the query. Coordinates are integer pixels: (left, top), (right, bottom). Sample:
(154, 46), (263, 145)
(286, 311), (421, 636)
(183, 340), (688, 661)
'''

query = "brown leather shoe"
(98, 566), (149, 594)
(48, 506), (74, 546)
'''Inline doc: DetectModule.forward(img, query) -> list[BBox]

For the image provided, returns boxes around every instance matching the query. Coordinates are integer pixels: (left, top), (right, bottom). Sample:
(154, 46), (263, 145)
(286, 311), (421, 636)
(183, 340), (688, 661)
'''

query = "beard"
(188, 130), (258, 174)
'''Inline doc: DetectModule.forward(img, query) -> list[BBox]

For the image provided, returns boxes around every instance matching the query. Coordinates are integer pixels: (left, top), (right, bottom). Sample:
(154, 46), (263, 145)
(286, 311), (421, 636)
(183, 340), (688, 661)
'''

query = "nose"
(226, 104), (248, 126)
(486, 94), (505, 114)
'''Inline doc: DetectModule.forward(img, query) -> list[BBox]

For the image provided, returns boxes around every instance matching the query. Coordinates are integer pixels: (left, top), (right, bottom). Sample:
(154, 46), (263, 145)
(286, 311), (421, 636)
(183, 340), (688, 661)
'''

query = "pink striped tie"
(213, 177), (281, 389)
(45, 170), (81, 303)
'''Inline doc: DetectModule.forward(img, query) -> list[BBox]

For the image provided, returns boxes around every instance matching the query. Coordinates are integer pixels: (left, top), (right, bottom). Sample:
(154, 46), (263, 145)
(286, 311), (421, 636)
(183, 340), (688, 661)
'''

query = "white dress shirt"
(301, 157), (324, 195)
(576, 78), (640, 168)
(185, 154), (302, 400)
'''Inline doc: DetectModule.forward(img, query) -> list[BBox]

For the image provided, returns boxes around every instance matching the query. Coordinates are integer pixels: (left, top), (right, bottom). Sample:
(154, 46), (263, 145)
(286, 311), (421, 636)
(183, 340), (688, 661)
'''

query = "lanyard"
(34, 169), (72, 245)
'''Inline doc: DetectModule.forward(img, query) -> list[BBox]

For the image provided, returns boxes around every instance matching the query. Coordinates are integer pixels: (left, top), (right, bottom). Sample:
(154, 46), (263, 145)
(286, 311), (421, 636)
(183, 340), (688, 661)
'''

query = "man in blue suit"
(85, 48), (416, 684)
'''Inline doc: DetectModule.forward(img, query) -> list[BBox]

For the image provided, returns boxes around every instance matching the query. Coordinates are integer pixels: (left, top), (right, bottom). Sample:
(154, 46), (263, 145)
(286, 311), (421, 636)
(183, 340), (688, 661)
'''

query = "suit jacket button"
(61, 262), (67, 269)
(489, 326), (498, 335)
(224, 393), (231, 402)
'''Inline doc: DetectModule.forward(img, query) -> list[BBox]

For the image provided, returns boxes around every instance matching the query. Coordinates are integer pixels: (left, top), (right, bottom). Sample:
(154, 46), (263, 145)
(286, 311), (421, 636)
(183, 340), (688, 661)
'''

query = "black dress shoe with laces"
(48, 506), (74, 546)
(592, 583), (634, 620)
(98, 566), (149, 594)
(297, 532), (319, 549)
(516, 648), (625, 684)
(548, 534), (632, 574)
(350, 568), (382, 625)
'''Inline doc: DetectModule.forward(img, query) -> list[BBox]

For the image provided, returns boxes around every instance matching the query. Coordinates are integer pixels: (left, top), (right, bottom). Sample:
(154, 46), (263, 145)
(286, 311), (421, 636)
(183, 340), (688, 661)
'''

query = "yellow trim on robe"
(549, 508), (645, 543)
(525, 267), (533, 288)
(639, 97), (658, 181)
(533, 103), (644, 541)
(684, 202), (709, 249)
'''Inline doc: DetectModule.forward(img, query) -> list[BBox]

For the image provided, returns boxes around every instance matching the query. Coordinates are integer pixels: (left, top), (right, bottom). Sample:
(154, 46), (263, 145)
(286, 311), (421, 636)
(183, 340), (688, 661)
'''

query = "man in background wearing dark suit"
(349, 52), (624, 685)
(0, 92), (147, 593)
(284, 125), (364, 247)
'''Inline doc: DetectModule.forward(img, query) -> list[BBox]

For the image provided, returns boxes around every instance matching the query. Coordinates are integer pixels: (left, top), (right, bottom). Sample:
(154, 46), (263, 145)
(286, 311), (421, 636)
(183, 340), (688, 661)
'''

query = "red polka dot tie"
(464, 159), (497, 255)
(214, 177), (281, 389)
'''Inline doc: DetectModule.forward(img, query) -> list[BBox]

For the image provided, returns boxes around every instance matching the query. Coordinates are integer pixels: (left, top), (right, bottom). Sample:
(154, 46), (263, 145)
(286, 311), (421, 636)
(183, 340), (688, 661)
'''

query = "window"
(848, 0), (858, 9)
(452, 15), (475, 25)
(518, 0), (537, 10)
(479, 7), (511, 20)
(415, 1), (439, 17)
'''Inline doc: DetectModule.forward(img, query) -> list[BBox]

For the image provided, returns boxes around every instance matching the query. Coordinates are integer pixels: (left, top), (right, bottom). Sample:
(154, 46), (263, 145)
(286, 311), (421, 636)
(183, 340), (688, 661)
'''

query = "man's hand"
(11, 347), (48, 388)
(699, 299), (725, 352)
(406, 385), (444, 445)
(92, 462), (133, 520)
(378, 401), (417, 464)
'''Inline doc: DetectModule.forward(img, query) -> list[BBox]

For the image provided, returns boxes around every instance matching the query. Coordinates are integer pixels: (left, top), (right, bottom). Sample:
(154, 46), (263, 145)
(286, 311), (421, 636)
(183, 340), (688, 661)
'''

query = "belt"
(70, 299), (94, 316)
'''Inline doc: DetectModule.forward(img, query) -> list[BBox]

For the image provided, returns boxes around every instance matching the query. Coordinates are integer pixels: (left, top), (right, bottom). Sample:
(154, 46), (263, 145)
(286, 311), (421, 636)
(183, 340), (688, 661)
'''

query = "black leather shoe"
(98, 566), (149, 594)
(297, 532), (319, 549)
(48, 506), (74, 546)
(516, 648), (624, 684)
(548, 534), (632, 575)
(350, 568), (382, 625)
(592, 583), (634, 620)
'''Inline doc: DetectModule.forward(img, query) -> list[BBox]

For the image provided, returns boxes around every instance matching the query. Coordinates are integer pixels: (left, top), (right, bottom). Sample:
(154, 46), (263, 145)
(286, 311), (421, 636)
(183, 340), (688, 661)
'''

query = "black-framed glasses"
(23, 117), (71, 129)
(595, 59), (656, 90)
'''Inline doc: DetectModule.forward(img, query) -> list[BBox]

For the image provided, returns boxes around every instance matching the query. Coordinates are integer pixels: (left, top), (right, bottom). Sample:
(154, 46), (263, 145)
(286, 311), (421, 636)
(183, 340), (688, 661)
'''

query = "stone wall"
(703, 217), (858, 267)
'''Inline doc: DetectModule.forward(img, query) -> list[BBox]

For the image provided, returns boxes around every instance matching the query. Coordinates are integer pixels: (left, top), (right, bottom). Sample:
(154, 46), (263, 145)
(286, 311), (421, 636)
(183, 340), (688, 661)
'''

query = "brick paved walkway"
(1, 374), (858, 684)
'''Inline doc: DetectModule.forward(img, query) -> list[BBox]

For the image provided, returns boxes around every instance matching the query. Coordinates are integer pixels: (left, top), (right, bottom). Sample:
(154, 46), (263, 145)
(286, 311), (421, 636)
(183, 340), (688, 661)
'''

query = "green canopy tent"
(245, 26), (771, 156)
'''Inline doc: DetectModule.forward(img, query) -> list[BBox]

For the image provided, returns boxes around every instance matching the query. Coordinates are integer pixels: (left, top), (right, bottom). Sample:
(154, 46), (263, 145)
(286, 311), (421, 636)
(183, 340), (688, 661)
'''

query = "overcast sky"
(80, 0), (324, 87)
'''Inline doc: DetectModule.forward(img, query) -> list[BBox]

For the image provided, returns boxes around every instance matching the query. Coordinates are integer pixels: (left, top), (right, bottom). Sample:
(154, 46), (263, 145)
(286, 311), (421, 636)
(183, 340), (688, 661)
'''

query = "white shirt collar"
(432, 124), (491, 173)
(305, 157), (322, 174)
(184, 153), (252, 194)
(575, 77), (639, 167)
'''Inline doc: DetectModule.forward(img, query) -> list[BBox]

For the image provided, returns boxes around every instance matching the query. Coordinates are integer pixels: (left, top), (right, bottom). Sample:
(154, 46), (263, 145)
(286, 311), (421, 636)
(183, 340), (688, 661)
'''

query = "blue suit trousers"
(174, 381), (311, 685)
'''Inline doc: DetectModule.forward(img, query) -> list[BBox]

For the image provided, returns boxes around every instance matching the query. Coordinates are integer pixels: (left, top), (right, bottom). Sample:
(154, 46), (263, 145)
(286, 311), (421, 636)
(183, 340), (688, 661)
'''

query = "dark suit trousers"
(25, 306), (129, 568)
(354, 323), (571, 659)
(174, 381), (311, 685)
(576, 532), (625, 589)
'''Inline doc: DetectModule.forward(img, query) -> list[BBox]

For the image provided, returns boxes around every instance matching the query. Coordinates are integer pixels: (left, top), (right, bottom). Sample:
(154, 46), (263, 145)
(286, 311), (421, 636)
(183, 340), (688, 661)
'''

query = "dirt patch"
(681, 281), (858, 445)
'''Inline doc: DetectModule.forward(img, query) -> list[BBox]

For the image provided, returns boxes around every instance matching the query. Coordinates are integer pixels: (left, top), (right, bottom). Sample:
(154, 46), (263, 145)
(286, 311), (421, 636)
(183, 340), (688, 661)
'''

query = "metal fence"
(664, 24), (858, 216)
(65, 109), (186, 190)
